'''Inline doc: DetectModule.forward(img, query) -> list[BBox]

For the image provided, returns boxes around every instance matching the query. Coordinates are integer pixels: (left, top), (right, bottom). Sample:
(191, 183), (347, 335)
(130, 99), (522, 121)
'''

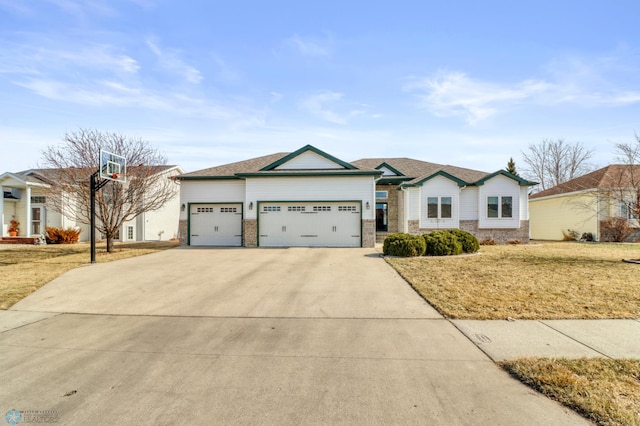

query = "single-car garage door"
(259, 201), (361, 247)
(190, 203), (242, 246)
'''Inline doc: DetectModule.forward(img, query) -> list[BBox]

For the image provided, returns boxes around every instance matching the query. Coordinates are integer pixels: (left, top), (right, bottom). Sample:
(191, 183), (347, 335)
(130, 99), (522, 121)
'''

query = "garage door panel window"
(487, 196), (513, 218)
(263, 206), (281, 212)
(313, 205), (331, 212)
(288, 206), (306, 212)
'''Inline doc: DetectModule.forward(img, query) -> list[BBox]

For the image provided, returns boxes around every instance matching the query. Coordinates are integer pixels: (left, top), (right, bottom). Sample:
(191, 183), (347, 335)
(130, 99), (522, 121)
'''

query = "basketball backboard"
(99, 149), (127, 183)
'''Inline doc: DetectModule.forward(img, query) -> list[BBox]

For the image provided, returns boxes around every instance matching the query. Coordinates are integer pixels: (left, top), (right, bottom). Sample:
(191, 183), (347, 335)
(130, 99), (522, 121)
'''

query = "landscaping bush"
(382, 233), (426, 257)
(600, 217), (633, 242)
(480, 238), (496, 245)
(448, 229), (480, 253)
(423, 230), (463, 256)
(45, 226), (82, 244)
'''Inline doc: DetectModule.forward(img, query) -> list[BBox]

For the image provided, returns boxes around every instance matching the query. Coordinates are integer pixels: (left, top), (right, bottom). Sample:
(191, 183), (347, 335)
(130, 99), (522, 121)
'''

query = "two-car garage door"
(259, 202), (361, 247)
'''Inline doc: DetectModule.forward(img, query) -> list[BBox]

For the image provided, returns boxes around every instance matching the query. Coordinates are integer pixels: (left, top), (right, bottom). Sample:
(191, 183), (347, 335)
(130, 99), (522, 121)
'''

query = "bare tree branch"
(521, 138), (595, 191)
(40, 129), (178, 252)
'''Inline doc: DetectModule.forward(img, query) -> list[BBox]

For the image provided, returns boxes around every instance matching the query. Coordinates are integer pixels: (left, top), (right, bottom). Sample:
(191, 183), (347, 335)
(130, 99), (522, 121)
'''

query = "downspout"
(458, 185), (466, 231)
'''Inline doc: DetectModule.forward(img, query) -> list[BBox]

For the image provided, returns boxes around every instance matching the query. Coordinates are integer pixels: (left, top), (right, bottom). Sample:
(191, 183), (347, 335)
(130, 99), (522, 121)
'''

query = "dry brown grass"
(386, 241), (640, 319)
(500, 358), (640, 426)
(0, 241), (179, 309)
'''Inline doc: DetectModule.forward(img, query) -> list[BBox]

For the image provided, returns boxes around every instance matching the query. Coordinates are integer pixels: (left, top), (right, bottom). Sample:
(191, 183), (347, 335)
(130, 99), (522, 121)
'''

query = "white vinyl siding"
(459, 187), (478, 220)
(519, 186), (529, 220)
(245, 176), (375, 220)
(406, 188), (420, 221)
(420, 176), (459, 229)
(478, 175), (521, 229)
(274, 151), (344, 170)
(179, 180), (245, 221)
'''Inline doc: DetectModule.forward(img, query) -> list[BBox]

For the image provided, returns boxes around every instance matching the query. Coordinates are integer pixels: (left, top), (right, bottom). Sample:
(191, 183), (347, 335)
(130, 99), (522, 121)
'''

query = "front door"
(31, 206), (45, 235)
(376, 203), (388, 232)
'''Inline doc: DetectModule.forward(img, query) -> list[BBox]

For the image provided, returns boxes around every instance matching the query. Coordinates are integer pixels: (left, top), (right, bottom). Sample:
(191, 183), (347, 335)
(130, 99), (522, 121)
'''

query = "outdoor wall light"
(366, 201), (370, 209)
(181, 203), (186, 211)
(249, 202), (254, 210)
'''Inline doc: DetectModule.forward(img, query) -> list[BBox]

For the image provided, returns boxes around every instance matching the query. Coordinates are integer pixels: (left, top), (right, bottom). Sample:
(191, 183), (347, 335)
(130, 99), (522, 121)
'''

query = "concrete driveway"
(1, 248), (588, 425)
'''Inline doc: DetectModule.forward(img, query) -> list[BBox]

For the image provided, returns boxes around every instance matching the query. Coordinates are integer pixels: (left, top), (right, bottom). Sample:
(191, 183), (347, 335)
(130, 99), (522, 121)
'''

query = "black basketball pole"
(90, 171), (111, 264)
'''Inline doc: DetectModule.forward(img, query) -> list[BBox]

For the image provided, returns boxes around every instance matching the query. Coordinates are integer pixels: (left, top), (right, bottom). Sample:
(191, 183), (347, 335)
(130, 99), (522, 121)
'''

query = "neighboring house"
(0, 165), (183, 243)
(177, 145), (535, 247)
(529, 165), (640, 241)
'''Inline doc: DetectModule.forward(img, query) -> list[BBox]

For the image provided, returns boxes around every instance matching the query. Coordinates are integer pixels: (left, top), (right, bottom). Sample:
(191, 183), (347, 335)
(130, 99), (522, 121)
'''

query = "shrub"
(423, 230), (463, 256)
(480, 238), (496, 246)
(45, 226), (82, 244)
(600, 217), (633, 242)
(448, 229), (480, 253)
(382, 233), (426, 257)
(561, 229), (580, 241)
(507, 239), (522, 245)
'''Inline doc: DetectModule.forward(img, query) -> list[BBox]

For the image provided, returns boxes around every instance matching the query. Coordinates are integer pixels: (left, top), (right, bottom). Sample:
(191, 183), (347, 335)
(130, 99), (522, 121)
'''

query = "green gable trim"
(177, 175), (242, 181)
(260, 144), (357, 171)
(237, 170), (381, 178)
(399, 170), (468, 188)
(473, 170), (537, 186)
(375, 162), (404, 176)
(377, 177), (412, 185)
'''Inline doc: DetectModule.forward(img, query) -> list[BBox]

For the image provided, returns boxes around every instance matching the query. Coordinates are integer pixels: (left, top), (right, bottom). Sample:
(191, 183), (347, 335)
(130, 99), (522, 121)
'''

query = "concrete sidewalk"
(453, 319), (640, 361)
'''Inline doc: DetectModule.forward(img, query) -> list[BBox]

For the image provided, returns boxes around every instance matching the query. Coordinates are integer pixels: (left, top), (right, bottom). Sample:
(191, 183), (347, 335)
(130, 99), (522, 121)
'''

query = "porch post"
(25, 186), (31, 237)
(0, 184), (4, 236)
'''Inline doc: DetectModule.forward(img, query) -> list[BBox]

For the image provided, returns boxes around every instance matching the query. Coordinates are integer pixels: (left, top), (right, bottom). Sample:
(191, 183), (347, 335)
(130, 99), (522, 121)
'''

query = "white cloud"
(146, 38), (203, 84)
(300, 91), (374, 125)
(286, 34), (332, 57)
(406, 65), (640, 125)
(405, 71), (550, 124)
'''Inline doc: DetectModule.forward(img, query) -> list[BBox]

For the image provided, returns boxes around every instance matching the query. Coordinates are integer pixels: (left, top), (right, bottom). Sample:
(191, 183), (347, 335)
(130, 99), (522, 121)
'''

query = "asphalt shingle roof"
(530, 165), (640, 199)
(350, 157), (490, 183)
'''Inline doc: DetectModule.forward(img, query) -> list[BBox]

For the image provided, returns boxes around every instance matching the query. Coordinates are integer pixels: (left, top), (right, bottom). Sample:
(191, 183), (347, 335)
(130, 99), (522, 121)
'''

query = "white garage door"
(190, 203), (242, 246)
(259, 202), (361, 247)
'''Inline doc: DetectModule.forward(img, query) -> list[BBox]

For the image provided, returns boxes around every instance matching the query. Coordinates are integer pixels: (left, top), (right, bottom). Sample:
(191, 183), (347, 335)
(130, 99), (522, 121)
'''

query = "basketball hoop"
(111, 173), (119, 180)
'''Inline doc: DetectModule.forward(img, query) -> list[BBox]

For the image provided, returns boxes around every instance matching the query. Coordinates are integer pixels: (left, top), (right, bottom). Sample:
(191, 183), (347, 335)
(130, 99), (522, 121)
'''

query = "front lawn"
(386, 242), (640, 320)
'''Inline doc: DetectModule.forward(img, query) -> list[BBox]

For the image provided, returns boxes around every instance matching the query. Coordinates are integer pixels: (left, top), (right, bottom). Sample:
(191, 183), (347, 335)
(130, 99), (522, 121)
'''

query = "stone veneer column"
(243, 219), (257, 247)
(178, 220), (188, 246)
(362, 219), (376, 247)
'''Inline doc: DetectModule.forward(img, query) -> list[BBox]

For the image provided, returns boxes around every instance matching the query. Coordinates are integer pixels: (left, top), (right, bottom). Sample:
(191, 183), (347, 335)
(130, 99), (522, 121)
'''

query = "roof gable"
(261, 145), (356, 171)
(376, 162), (404, 176)
(402, 170), (468, 188)
(474, 170), (537, 186)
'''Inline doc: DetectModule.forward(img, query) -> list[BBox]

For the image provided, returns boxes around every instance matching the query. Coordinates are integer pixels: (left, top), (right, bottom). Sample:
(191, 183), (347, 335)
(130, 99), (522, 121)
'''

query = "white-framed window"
(427, 196), (452, 219)
(127, 226), (134, 240)
(487, 196), (513, 218)
(376, 191), (388, 199)
(620, 201), (639, 219)
(31, 196), (46, 204)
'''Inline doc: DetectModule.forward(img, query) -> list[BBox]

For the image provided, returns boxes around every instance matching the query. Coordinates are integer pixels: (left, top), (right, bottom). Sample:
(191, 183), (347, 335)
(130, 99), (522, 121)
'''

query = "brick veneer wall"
(459, 220), (530, 243)
(376, 184), (399, 234)
(406, 219), (530, 243)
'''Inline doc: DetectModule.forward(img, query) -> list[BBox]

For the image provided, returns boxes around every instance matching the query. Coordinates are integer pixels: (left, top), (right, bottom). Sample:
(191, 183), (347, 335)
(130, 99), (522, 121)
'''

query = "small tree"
(506, 157), (518, 176)
(610, 134), (640, 220)
(41, 129), (178, 252)
(522, 138), (595, 191)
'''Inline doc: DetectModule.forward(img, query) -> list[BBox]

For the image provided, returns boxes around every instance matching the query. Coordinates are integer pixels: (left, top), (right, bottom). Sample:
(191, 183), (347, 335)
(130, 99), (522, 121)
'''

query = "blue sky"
(1, 0), (639, 176)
